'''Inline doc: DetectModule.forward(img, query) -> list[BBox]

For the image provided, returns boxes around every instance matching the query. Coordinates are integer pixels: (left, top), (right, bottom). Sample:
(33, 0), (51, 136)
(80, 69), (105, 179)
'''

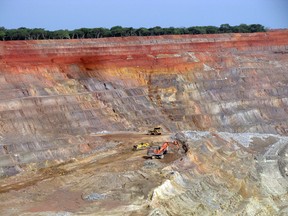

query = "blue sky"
(0, 0), (287, 30)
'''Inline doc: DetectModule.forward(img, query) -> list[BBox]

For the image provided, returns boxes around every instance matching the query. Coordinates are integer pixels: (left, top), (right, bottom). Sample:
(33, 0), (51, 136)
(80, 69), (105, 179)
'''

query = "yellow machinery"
(133, 142), (150, 151)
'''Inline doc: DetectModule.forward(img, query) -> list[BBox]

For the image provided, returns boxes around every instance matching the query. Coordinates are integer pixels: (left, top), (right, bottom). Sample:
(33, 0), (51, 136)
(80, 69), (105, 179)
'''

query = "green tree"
(29, 28), (46, 40)
(0, 27), (6, 40)
(110, 26), (124, 37)
(219, 24), (232, 33)
(51, 30), (70, 39)
(5, 29), (19, 40)
(175, 27), (189, 34)
(0, 24), (267, 41)
(237, 24), (250, 33)
(135, 27), (150, 36)
(101, 28), (112, 37)
(122, 27), (136, 36)
(81, 28), (95, 38)
(249, 24), (265, 32)
(206, 26), (219, 34)
(70, 29), (85, 39)
(149, 26), (164, 35)
(163, 27), (175, 34)
(16, 27), (30, 40)
(188, 27), (206, 34)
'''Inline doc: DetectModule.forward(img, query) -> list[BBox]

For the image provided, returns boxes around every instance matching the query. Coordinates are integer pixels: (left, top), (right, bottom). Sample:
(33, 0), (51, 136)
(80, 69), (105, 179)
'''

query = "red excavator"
(147, 141), (180, 159)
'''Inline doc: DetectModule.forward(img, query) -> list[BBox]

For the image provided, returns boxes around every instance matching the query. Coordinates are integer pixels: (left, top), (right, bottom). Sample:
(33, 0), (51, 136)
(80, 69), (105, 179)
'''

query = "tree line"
(0, 24), (266, 41)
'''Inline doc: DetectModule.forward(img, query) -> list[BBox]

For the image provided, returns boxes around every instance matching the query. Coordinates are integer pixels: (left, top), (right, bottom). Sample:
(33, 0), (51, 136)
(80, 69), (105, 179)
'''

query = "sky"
(0, 0), (287, 30)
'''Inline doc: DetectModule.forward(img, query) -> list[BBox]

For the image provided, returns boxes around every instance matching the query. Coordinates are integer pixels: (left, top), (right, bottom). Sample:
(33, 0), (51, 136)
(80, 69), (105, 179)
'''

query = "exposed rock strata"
(0, 31), (288, 175)
(0, 31), (288, 215)
(0, 131), (287, 215)
(150, 131), (288, 215)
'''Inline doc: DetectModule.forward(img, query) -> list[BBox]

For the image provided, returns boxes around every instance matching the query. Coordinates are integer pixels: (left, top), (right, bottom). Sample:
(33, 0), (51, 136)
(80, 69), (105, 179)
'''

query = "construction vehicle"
(147, 127), (162, 135)
(147, 141), (180, 159)
(133, 142), (150, 151)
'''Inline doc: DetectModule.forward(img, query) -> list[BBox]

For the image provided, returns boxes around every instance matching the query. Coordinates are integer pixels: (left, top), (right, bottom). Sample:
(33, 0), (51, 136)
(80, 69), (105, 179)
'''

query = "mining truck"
(147, 127), (162, 135)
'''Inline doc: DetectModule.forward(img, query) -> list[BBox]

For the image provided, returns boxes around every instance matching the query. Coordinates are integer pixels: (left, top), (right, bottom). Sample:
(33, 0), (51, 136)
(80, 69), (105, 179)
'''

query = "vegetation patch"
(0, 24), (266, 40)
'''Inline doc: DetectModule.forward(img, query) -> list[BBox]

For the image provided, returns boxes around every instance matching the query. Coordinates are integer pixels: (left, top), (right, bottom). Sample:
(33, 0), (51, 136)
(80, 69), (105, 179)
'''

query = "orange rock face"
(1, 31), (287, 69)
(0, 31), (288, 175)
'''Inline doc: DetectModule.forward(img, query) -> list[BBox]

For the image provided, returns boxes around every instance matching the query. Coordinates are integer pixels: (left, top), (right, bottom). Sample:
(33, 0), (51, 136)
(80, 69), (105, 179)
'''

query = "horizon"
(1, 23), (280, 31)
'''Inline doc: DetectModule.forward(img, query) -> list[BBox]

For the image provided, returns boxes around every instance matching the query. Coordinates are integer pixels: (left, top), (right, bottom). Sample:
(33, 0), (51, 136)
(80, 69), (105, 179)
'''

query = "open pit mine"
(0, 30), (288, 215)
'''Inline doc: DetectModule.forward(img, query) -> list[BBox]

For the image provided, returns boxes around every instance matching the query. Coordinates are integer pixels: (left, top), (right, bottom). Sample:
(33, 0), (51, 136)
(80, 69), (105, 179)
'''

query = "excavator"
(147, 141), (180, 159)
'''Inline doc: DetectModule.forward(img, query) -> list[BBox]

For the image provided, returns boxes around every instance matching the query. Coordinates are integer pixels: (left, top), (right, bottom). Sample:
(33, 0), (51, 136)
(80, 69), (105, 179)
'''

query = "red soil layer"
(1, 31), (288, 76)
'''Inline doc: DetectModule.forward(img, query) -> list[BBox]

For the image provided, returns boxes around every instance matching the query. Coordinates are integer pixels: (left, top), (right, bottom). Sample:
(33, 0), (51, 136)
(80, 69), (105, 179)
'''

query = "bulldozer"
(147, 141), (179, 159)
(133, 142), (150, 151)
(147, 127), (162, 135)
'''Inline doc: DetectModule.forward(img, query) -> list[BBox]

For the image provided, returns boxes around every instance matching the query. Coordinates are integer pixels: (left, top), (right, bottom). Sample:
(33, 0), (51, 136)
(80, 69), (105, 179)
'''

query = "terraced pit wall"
(0, 30), (288, 175)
